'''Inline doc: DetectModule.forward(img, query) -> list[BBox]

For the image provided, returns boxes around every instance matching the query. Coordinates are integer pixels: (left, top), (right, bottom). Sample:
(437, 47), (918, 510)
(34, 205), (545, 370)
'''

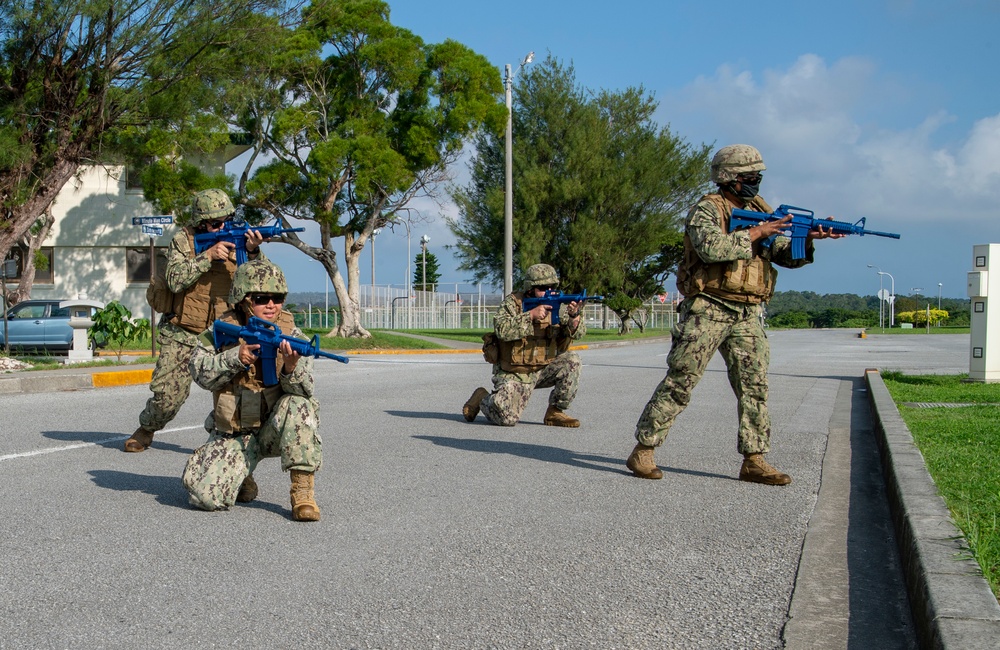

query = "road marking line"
(0, 425), (201, 462)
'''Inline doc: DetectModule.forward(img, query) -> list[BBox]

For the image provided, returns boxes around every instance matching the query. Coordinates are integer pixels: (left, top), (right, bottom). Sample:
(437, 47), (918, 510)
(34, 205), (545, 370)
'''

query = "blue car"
(0, 300), (85, 352)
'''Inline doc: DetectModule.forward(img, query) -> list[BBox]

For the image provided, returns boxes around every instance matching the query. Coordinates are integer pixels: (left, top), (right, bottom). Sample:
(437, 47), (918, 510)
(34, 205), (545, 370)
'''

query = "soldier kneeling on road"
(463, 263), (585, 428)
(182, 259), (323, 522)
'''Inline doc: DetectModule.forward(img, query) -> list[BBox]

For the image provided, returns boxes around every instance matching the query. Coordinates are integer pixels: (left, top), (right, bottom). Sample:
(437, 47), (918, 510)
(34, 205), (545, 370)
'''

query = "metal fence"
(293, 284), (682, 332)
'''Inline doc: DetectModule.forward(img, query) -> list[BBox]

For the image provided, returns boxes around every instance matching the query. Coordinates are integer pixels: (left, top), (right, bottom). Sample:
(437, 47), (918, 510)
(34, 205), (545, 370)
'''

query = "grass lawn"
(881, 371), (1000, 599)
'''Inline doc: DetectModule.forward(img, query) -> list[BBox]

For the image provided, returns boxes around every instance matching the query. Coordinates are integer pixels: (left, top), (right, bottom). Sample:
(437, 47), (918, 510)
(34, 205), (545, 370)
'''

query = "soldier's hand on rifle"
(207, 240), (236, 262)
(239, 342), (260, 366)
(279, 339), (301, 374)
(528, 304), (552, 322)
(566, 300), (582, 322)
(244, 229), (264, 252)
(808, 217), (848, 240)
(749, 214), (793, 242)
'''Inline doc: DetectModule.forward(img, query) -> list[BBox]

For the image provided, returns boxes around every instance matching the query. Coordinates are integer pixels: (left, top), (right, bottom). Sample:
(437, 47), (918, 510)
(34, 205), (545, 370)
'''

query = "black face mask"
(734, 180), (760, 201)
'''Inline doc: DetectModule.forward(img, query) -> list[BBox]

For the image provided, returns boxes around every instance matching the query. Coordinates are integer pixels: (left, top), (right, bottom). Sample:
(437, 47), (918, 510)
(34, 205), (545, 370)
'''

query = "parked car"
(0, 299), (96, 353)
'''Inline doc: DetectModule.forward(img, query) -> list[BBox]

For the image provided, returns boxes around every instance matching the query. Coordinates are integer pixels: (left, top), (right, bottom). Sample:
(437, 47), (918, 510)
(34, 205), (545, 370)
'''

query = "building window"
(3, 246), (54, 284)
(126, 247), (168, 284)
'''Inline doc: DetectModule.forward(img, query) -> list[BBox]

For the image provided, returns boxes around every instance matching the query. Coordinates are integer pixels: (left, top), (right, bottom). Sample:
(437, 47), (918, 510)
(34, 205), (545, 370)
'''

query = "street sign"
(132, 215), (173, 225)
(141, 225), (164, 237)
(878, 289), (890, 301)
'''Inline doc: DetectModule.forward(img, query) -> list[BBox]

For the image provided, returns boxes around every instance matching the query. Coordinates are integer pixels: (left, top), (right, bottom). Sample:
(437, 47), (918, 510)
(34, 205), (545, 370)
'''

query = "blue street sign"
(141, 225), (164, 237)
(132, 215), (173, 225)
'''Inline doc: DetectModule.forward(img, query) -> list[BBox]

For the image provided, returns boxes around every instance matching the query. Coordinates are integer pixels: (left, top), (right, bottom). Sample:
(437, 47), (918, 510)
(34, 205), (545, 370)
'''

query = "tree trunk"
(326, 230), (371, 339)
(0, 159), (78, 267)
(614, 308), (633, 335)
(631, 307), (648, 334)
(6, 211), (56, 306)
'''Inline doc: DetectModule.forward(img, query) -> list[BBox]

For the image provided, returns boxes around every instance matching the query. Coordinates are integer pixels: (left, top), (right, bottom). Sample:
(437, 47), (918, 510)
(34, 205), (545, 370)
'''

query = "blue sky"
(255, 0), (1000, 301)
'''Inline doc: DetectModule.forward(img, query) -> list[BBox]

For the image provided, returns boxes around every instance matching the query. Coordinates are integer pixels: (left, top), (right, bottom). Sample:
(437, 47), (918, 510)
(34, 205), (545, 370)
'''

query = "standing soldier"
(626, 144), (842, 484)
(462, 263), (585, 428)
(124, 189), (263, 456)
(182, 259), (323, 522)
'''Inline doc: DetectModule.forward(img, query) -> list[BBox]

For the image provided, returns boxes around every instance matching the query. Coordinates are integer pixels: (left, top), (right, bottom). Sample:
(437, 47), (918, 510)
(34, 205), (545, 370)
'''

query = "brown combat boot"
(626, 443), (663, 480)
(739, 453), (792, 485)
(289, 470), (321, 522)
(236, 473), (259, 503)
(463, 387), (489, 422)
(123, 427), (154, 453)
(543, 405), (580, 428)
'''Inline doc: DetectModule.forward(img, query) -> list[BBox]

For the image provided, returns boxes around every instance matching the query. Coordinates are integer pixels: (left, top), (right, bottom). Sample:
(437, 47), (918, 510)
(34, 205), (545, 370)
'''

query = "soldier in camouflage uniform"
(626, 145), (843, 484)
(182, 259), (323, 522)
(463, 264), (586, 428)
(124, 189), (263, 455)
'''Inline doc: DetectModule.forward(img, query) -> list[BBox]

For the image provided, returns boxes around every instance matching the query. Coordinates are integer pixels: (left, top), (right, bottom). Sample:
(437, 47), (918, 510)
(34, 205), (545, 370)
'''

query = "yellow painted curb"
(92, 368), (154, 388)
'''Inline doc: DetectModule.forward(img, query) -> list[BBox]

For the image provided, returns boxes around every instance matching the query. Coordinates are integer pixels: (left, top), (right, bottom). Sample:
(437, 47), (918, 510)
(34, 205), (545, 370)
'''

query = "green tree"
(413, 250), (441, 292)
(448, 56), (711, 332)
(0, 0), (284, 270)
(225, 0), (505, 338)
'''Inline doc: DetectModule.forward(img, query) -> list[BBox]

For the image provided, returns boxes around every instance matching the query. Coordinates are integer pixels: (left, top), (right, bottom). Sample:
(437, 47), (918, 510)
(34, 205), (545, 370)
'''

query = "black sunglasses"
(737, 173), (762, 184)
(249, 293), (286, 306)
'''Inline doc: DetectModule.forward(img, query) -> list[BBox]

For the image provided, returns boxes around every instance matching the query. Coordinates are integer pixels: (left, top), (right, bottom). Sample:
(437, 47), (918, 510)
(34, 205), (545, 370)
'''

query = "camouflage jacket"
(685, 195), (812, 312)
(493, 292), (586, 342)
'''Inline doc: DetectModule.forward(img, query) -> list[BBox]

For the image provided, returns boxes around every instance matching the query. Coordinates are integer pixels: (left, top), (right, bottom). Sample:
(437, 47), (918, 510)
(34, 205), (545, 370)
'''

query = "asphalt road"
(0, 330), (970, 649)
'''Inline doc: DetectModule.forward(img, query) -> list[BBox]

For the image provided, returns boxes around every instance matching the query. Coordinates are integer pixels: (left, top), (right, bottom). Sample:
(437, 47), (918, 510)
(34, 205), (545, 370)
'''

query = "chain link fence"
(292, 284), (681, 332)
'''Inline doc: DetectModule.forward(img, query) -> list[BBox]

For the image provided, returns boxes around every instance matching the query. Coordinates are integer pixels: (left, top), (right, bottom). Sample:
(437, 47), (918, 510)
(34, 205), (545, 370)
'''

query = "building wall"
(13, 165), (177, 322)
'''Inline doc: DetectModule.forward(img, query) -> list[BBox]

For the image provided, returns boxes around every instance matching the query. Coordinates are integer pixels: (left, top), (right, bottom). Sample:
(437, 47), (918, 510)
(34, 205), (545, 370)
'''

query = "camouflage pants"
(480, 351), (582, 426)
(138, 322), (198, 432)
(635, 296), (771, 455)
(182, 394), (322, 511)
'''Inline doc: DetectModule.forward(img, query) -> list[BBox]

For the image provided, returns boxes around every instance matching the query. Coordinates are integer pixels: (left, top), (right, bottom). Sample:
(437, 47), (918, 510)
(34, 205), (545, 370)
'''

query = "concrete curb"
(866, 368), (1000, 649)
(92, 368), (154, 388)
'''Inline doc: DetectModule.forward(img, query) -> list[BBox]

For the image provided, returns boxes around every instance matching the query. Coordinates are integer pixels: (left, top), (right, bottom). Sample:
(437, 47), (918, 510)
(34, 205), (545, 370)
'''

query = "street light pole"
(882, 271), (896, 327)
(420, 234), (430, 310)
(504, 51), (534, 297)
(371, 228), (380, 307)
(938, 282), (943, 310)
(867, 264), (884, 330)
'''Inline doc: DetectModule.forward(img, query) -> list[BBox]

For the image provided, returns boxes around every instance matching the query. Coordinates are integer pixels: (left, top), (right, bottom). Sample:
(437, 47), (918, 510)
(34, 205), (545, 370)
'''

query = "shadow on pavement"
(87, 469), (190, 508)
(412, 434), (732, 481)
(41, 429), (194, 455)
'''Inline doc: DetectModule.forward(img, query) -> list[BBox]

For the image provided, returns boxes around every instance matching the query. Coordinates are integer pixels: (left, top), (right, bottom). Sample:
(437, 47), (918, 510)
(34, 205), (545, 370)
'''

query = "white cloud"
(667, 54), (1000, 227)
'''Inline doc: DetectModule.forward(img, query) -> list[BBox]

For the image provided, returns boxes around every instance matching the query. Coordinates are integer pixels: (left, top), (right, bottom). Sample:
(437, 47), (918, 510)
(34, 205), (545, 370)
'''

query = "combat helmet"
(191, 188), (236, 223)
(522, 263), (560, 292)
(229, 258), (288, 306)
(710, 144), (766, 184)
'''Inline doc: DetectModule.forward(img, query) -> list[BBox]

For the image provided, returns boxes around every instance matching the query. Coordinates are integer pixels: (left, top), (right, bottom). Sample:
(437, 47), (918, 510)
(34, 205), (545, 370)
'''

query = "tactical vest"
(676, 193), (778, 304)
(171, 228), (238, 334)
(497, 293), (572, 373)
(210, 309), (297, 435)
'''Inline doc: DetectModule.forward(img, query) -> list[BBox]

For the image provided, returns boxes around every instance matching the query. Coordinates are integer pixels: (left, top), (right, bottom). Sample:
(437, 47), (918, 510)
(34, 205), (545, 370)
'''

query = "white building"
(4, 148), (243, 322)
